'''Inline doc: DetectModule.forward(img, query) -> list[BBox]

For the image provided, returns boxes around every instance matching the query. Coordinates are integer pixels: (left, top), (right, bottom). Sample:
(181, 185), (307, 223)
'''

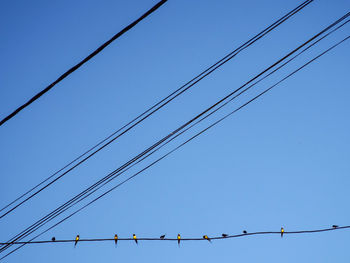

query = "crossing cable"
(1, 11), (348, 252)
(36, 33), (350, 242)
(14, 17), (350, 247)
(0, 0), (168, 127)
(0, 0), (314, 219)
(1, 22), (348, 259)
(0, 225), (349, 245)
(1, 35), (349, 261)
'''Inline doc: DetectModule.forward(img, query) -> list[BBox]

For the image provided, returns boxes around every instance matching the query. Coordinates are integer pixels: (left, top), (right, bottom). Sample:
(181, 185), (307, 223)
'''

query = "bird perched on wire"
(243, 230), (247, 234)
(203, 235), (211, 243)
(332, 225), (339, 229)
(133, 234), (138, 245)
(177, 234), (181, 247)
(51, 237), (56, 242)
(74, 235), (80, 247)
(114, 234), (118, 246)
(222, 233), (228, 238)
(160, 234), (166, 240)
(281, 227), (284, 238)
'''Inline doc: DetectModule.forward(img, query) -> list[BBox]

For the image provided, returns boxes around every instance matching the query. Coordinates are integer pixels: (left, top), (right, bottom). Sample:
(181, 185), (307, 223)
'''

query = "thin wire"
(0, 0), (314, 218)
(1, 13), (347, 255)
(48, 33), (350, 237)
(2, 33), (348, 261)
(29, 16), (350, 240)
(0, 226), (348, 245)
(0, 0), (168, 127)
(2, 3), (333, 228)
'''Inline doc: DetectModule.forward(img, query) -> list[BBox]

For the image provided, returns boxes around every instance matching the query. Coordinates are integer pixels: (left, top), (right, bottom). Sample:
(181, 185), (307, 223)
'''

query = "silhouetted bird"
(51, 237), (56, 242)
(281, 227), (284, 238)
(332, 225), (339, 228)
(160, 235), (166, 239)
(177, 234), (181, 247)
(74, 235), (80, 247)
(221, 233), (228, 238)
(243, 230), (247, 234)
(133, 234), (138, 245)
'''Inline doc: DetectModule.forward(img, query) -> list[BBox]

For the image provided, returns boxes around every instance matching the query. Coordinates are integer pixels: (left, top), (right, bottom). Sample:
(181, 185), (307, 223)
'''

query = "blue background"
(0, 0), (349, 262)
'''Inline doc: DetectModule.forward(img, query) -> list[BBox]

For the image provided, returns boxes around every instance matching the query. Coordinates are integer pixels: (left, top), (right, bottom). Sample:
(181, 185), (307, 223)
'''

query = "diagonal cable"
(0, 0), (314, 219)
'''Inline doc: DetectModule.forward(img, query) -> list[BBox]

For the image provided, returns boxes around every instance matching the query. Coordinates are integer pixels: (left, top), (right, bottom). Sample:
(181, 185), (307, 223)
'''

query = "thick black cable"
(0, 225), (349, 245)
(1, 12), (347, 254)
(1, 35), (348, 260)
(2, 30), (348, 260)
(0, 0), (168, 127)
(0, 0), (314, 218)
(3, 14), (350, 256)
(0, 0), (318, 222)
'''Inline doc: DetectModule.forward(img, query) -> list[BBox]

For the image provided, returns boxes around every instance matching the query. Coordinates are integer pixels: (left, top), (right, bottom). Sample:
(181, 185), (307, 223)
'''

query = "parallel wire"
(0, 226), (349, 245)
(0, 0), (314, 218)
(2, 31), (349, 261)
(34, 33), (350, 244)
(1, 12), (348, 255)
(0, 0), (168, 127)
(17, 17), (350, 245)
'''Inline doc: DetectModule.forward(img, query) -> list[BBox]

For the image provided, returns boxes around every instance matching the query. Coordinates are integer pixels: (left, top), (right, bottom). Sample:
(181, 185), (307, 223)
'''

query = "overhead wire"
(22, 17), (350, 244)
(0, 0), (314, 219)
(24, 32), (350, 251)
(2, 9), (348, 252)
(0, 225), (349, 245)
(0, 0), (168, 127)
(1, 33), (343, 261)
(0, 36), (350, 260)
(1, 16), (348, 259)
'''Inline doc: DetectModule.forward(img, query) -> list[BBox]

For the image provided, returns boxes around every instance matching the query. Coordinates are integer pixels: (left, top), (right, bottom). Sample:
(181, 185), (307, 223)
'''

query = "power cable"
(0, 0), (314, 218)
(2, 28), (348, 260)
(21, 17), (350, 245)
(1, 12), (347, 254)
(28, 33), (350, 249)
(0, 0), (168, 127)
(0, 225), (348, 245)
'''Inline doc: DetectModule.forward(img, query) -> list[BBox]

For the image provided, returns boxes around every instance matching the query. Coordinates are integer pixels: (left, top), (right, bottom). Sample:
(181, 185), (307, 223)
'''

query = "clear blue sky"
(1, 0), (349, 262)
